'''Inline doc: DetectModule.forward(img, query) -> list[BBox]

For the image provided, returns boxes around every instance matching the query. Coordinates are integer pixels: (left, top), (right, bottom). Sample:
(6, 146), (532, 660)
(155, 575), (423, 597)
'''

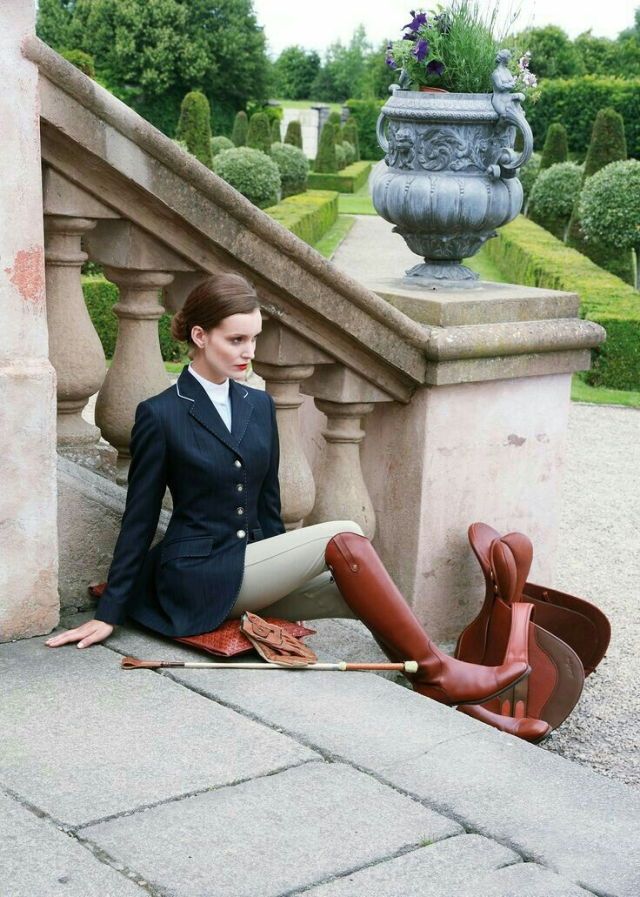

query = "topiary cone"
(284, 120), (303, 149)
(342, 119), (360, 161)
(314, 122), (338, 173)
(247, 112), (273, 155)
(231, 111), (248, 147)
(175, 90), (213, 168)
(540, 123), (568, 170)
(567, 108), (633, 284)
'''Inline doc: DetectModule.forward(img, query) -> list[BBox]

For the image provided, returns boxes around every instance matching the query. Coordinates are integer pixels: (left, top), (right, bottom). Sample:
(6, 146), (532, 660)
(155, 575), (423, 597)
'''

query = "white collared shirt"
(188, 365), (232, 431)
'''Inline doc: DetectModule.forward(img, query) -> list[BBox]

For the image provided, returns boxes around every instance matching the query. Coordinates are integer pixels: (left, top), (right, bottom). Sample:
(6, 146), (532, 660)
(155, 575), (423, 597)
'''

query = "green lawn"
(338, 183), (376, 215)
(314, 215), (356, 259)
(570, 376), (640, 408)
(274, 98), (343, 114)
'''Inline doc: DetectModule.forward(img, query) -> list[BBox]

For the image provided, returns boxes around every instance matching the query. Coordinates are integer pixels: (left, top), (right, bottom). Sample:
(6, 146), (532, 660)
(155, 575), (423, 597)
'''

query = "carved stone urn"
(372, 54), (533, 281)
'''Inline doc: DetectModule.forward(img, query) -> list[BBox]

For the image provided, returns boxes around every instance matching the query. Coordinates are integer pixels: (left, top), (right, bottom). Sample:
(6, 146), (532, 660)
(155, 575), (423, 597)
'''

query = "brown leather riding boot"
(457, 704), (551, 743)
(326, 532), (530, 706)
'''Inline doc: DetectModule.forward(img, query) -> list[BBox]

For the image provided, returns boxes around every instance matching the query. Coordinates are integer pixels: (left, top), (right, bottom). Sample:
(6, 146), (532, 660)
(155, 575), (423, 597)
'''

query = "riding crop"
(121, 656), (419, 672)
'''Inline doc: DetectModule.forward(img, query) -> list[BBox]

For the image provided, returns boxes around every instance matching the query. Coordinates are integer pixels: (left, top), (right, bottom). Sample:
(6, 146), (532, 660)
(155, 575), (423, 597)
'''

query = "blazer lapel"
(230, 378), (254, 445)
(177, 367), (240, 454)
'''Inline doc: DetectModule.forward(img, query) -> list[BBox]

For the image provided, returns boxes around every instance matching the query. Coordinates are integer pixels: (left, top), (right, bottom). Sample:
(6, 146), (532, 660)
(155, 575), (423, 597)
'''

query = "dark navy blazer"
(94, 367), (285, 636)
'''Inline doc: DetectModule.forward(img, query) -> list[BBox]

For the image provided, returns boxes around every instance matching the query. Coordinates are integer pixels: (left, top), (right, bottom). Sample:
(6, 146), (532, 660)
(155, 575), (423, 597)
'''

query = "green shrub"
(264, 190), (338, 246)
(211, 147), (281, 209)
(342, 118), (360, 161)
(231, 110), (248, 147)
(314, 122), (338, 173)
(484, 215), (640, 390)
(540, 123), (568, 170)
(342, 140), (356, 165)
(284, 120), (303, 149)
(307, 160), (372, 193)
(247, 112), (272, 155)
(175, 91), (213, 168)
(567, 108), (633, 284)
(580, 159), (640, 287)
(334, 142), (346, 170)
(519, 152), (541, 208)
(82, 277), (183, 362)
(344, 99), (385, 161)
(271, 118), (282, 143)
(327, 111), (342, 126)
(529, 162), (583, 240)
(211, 135), (234, 157)
(525, 76), (640, 159)
(60, 49), (95, 78)
(270, 142), (309, 197)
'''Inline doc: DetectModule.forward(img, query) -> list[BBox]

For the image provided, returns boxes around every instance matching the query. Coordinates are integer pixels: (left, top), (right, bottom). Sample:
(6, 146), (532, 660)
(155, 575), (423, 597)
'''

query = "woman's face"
(191, 308), (262, 383)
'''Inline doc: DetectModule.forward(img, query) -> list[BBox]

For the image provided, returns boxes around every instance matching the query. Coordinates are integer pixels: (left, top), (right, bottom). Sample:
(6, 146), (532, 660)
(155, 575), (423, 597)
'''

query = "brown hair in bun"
(171, 273), (260, 345)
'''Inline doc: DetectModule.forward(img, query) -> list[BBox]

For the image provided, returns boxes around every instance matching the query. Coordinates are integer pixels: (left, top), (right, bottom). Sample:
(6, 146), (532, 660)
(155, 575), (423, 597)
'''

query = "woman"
(47, 273), (527, 706)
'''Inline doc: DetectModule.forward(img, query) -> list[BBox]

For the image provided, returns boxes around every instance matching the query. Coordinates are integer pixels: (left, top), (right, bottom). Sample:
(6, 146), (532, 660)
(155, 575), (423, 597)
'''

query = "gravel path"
(543, 402), (640, 787)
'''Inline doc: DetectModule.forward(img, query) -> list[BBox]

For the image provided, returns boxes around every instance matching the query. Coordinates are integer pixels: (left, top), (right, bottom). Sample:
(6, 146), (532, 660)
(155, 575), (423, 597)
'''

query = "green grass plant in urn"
(372, 3), (536, 281)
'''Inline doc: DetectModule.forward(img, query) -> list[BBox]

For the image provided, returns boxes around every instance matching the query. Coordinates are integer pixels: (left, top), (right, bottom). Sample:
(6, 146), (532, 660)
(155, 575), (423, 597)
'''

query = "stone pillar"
(44, 215), (107, 451)
(359, 278), (605, 641)
(253, 319), (332, 529)
(95, 267), (173, 482)
(0, 3), (58, 640)
(304, 366), (393, 538)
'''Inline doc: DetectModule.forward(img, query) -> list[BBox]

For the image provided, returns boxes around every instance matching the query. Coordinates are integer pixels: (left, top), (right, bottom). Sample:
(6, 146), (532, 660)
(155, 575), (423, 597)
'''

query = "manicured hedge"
(82, 277), (183, 362)
(526, 76), (640, 159)
(264, 190), (339, 247)
(484, 216), (640, 390)
(308, 161), (372, 193)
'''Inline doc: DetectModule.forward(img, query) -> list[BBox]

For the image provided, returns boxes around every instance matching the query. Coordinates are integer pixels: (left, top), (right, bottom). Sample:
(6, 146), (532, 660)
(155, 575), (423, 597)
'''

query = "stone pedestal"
(360, 279), (605, 641)
(0, 3), (58, 640)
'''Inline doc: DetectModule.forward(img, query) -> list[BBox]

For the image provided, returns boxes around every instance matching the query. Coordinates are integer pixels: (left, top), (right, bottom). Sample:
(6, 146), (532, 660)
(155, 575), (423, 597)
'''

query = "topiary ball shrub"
(342, 141), (356, 165)
(529, 161), (583, 240)
(580, 159), (640, 286)
(231, 110), (248, 146)
(175, 90), (213, 168)
(519, 152), (541, 210)
(284, 120), (303, 149)
(314, 122), (338, 173)
(211, 136), (234, 157)
(211, 147), (281, 209)
(334, 142), (346, 170)
(270, 143), (309, 197)
(247, 112), (273, 155)
(540, 122), (569, 170)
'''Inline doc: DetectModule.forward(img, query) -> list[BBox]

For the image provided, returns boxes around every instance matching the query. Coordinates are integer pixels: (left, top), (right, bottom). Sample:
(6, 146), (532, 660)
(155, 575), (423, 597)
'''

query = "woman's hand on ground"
(45, 620), (114, 649)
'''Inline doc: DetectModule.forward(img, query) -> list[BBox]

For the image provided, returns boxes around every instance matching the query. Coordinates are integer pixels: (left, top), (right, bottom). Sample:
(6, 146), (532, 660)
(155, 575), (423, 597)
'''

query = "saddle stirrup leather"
(325, 532), (530, 707)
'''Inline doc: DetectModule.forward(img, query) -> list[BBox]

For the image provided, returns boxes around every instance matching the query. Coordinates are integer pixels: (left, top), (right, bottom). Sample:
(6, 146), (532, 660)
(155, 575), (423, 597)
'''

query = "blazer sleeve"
(94, 401), (168, 625)
(257, 393), (286, 538)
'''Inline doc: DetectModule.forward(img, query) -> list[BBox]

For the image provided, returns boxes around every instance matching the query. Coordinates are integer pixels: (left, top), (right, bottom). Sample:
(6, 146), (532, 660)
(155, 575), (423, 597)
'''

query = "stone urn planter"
(372, 54), (533, 282)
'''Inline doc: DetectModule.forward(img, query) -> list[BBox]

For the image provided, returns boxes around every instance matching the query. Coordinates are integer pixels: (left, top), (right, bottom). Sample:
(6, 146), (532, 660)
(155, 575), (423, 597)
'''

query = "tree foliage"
(272, 46), (320, 100)
(37, 0), (269, 136)
(516, 26), (585, 80)
(580, 160), (640, 255)
(529, 161), (583, 239)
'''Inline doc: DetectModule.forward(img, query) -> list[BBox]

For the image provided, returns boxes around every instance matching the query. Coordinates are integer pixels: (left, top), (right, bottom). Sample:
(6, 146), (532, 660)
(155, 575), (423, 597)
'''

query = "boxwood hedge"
(264, 190), (338, 246)
(484, 216), (640, 390)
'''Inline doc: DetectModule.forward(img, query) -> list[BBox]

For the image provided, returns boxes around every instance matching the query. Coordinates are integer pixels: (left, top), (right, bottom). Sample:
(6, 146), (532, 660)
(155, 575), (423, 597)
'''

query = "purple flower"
(402, 10), (428, 33)
(412, 39), (429, 62)
(426, 59), (445, 77)
(386, 57), (398, 70)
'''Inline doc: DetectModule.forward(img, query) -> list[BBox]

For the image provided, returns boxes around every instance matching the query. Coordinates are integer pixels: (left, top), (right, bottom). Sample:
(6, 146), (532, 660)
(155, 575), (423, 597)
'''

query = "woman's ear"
(190, 325), (205, 349)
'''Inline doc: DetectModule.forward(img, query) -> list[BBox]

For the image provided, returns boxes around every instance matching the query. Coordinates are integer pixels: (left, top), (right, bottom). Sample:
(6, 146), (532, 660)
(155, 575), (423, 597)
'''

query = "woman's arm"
(46, 400), (168, 648)
(257, 393), (285, 538)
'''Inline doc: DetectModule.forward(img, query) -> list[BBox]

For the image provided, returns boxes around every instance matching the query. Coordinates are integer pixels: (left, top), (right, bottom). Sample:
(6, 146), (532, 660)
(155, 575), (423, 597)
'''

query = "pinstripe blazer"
(94, 366), (285, 636)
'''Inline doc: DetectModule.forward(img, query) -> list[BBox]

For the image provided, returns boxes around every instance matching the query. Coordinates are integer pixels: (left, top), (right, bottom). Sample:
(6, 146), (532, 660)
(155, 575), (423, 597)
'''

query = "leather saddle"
(455, 522), (610, 741)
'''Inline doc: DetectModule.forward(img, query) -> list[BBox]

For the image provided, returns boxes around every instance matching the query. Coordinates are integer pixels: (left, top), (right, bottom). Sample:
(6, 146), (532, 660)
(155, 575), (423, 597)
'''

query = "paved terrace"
(3, 218), (639, 897)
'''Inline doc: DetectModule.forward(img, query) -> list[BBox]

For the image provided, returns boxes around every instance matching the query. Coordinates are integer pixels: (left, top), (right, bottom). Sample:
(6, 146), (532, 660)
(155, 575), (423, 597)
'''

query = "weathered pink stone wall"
(361, 374), (572, 641)
(0, 2), (58, 640)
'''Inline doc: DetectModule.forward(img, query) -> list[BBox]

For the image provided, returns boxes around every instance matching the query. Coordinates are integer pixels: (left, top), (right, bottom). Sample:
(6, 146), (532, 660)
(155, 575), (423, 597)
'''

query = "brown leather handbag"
(454, 523), (610, 736)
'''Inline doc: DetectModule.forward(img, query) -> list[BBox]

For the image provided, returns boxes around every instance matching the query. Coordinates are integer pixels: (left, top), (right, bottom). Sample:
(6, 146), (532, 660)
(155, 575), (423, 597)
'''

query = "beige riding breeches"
(228, 520), (363, 620)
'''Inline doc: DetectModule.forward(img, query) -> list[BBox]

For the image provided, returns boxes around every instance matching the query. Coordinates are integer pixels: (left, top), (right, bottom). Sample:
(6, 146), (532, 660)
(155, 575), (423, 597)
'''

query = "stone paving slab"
(82, 762), (462, 897)
(380, 731), (640, 897)
(161, 660), (480, 771)
(292, 833), (520, 896)
(0, 637), (316, 827)
(0, 790), (146, 897)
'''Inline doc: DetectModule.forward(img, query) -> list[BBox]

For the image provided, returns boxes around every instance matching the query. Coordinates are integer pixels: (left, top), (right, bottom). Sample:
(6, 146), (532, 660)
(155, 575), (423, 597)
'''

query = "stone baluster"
(84, 220), (196, 482)
(42, 168), (119, 464)
(303, 366), (393, 539)
(253, 319), (331, 529)
(95, 267), (173, 482)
